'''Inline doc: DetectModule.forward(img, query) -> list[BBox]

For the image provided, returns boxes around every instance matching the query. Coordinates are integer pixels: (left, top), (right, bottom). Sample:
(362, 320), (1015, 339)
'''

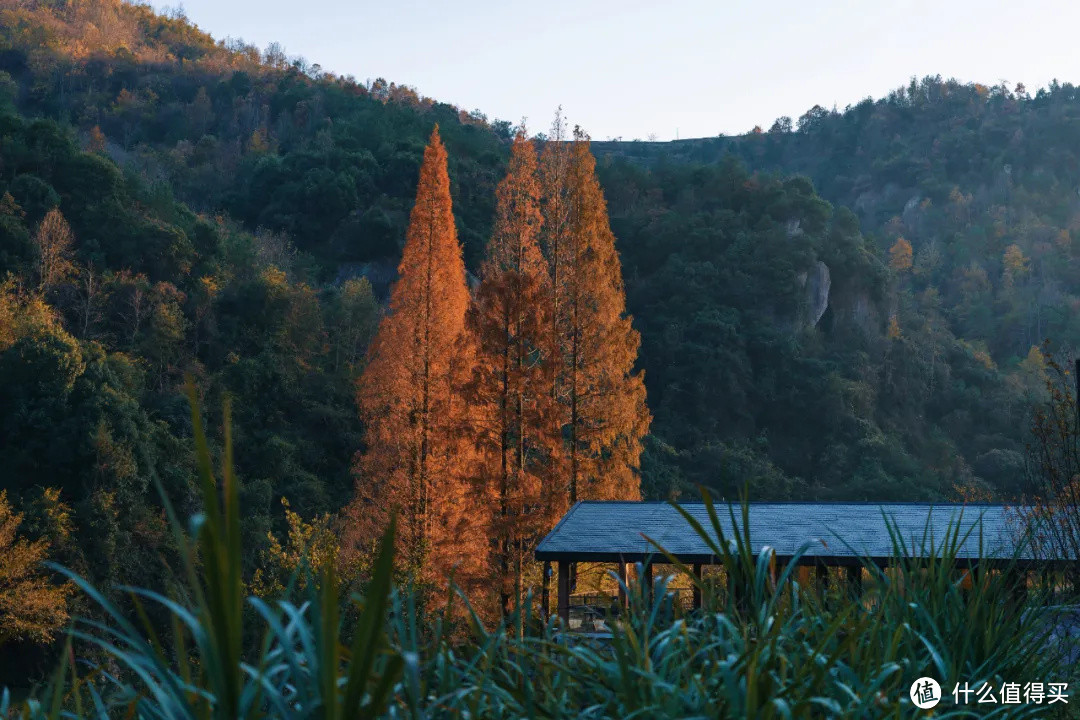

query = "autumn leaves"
(346, 123), (649, 616)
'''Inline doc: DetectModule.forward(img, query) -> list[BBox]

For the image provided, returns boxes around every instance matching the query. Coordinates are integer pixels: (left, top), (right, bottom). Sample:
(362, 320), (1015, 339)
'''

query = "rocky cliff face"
(806, 261), (831, 327)
(795, 259), (881, 336)
(796, 260), (831, 329)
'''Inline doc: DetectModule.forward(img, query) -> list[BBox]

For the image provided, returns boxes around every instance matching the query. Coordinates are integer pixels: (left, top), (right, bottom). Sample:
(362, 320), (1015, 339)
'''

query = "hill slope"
(0, 4), (1062, 652)
(595, 77), (1080, 498)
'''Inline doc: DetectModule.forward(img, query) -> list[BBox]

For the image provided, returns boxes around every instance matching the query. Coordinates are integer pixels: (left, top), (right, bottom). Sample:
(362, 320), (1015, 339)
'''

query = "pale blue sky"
(165, 0), (1080, 141)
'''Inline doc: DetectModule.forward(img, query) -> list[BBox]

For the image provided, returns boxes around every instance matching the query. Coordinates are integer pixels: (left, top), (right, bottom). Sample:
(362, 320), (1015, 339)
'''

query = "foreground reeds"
(4, 389), (1075, 719)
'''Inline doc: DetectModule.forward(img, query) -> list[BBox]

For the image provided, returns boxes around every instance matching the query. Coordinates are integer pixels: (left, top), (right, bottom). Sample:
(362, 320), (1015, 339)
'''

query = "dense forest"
(0, 0), (1078, 691)
(598, 78), (1080, 500)
(0, 0), (650, 674)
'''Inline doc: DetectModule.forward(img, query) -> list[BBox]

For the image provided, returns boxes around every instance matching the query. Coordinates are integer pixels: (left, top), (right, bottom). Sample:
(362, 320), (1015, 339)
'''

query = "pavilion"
(534, 501), (1047, 623)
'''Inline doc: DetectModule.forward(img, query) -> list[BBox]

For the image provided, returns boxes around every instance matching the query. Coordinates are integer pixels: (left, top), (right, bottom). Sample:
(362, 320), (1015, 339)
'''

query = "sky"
(164, 0), (1080, 141)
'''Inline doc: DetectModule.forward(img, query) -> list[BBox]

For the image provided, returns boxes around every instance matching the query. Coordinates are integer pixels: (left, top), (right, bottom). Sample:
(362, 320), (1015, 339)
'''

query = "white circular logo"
(910, 677), (942, 709)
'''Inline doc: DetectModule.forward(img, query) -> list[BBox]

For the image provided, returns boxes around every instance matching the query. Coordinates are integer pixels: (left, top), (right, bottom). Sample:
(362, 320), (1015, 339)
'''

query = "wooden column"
(1042, 568), (1056, 604)
(643, 561), (654, 603)
(617, 562), (630, 609)
(816, 563), (829, 589)
(541, 561), (551, 619)
(1008, 568), (1028, 606)
(845, 565), (862, 596)
(773, 559), (785, 588)
(960, 566), (973, 604)
(692, 563), (703, 609)
(557, 560), (570, 625)
(727, 566), (744, 613)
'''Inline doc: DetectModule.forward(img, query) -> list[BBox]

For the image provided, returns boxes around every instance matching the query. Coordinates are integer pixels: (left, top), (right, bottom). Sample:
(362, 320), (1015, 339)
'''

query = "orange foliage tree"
(467, 130), (562, 615)
(347, 126), (485, 600)
(539, 110), (572, 413)
(888, 237), (913, 273)
(542, 124), (651, 504)
(33, 207), (76, 297)
(0, 490), (70, 647)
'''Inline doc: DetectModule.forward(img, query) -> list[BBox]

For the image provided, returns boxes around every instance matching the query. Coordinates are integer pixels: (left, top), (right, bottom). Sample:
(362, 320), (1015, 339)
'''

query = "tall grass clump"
(401, 497), (1065, 719)
(6, 390), (1074, 718)
(10, 382), (403, 719)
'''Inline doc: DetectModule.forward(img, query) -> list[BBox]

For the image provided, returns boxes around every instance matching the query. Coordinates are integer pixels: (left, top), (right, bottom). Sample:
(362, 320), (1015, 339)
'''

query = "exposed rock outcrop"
(802, 260), (831, 328)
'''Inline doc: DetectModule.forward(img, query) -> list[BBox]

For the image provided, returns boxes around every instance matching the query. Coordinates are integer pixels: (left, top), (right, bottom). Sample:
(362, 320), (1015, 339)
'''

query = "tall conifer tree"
(542, 124), (651, 503)
(348, 126), (483, 595)
(540, 109), (573, 423)
(468, 130), (562, 616)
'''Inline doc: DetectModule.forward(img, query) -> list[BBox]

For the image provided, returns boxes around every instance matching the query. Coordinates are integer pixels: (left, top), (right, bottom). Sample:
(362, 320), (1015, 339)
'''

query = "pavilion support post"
(816, 563), (829, 589)
(643, 561), (654, 604)
(692, 563), (703, 609)
(617, 562), (630, 610)
(727, 566), (747, 614)
(541, 561), (551, 619)
(845, 565), (862, 596)
(557, 560), (570, 625)
(959, 565), (974, 604)
(1007, 567), (1028, 607)
(775, 559), (795, 594)
(1037, 567), (1052, 605)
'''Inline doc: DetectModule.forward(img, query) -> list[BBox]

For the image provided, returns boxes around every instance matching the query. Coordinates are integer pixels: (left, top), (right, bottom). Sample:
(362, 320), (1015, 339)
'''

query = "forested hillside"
(597, 151), (1042, 503)
(596, 78), (1080, 500)
(0, 0), (1074, 681)
(0, 0), (631, 676)
(0, 0), (509, 269)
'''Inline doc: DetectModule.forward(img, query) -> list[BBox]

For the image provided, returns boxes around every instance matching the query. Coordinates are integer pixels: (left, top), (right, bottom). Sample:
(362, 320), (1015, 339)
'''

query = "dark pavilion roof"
(534, 501), (1036, 565)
